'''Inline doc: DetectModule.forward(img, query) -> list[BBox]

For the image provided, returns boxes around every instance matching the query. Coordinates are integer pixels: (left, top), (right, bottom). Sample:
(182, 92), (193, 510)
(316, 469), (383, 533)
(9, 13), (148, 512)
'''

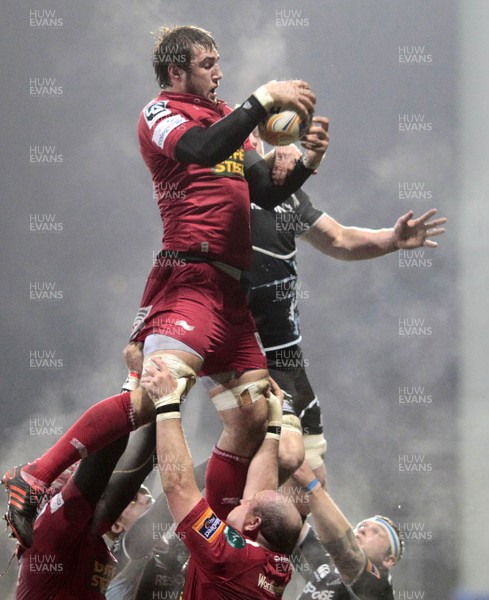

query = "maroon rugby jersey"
(16, 478), (116, 599)
(138, 92), (255, 271)
(176, 498), (292, 599)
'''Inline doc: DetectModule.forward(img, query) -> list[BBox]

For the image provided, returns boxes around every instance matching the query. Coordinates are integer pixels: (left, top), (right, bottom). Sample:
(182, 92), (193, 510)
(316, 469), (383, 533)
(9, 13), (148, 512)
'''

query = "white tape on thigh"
(303, 434), (327, 470)
(212, 377), (270, 412)
(143, 354), (196, 396)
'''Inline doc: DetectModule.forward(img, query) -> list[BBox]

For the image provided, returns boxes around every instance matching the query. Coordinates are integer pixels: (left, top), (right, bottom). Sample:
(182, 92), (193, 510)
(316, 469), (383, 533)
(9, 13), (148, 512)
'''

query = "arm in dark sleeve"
(73, 434), (130, 508)
(122, 459), (209, 560)
(245, 149), (314, 209)
(174, 95), (267, 166)
(99, 423), (156, 526)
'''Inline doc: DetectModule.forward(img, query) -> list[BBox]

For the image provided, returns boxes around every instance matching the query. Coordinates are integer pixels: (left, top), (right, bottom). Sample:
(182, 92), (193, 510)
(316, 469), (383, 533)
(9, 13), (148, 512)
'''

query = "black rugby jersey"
(295, 528), (395, 600)
(249, 189), (324, 351)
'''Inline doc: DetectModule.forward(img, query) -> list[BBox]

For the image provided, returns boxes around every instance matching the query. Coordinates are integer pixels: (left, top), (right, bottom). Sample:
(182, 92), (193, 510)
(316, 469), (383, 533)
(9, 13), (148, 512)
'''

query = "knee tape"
(303, 434), (327, 470)
(143, 353), (197, 397)
(211, 377), (270, 412)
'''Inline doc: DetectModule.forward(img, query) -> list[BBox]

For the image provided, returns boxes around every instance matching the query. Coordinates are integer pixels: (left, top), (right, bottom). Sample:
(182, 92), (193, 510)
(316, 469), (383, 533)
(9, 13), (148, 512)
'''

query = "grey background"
(0, 0), (468, 598)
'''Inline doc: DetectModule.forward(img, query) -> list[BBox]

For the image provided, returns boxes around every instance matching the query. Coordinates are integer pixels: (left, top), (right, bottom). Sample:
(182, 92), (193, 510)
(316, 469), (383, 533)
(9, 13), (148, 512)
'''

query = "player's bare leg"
(208, 369), (270, 457)
(204, 369), (303, 499)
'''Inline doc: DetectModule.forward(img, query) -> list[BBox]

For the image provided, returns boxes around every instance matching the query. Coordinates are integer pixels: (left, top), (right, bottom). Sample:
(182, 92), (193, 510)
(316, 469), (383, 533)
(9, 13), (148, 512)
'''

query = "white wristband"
(121, 371), (141, 392)
(300, 151), (323, 171)
(253, 84), (275, 111)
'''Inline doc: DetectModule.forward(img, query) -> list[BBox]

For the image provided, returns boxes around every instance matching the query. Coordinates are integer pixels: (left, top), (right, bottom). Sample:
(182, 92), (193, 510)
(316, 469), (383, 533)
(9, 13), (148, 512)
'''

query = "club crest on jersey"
(224, 525), (246, 549)
(192, 507), (224, 543)
(315, 563), (331, 580)
(144, 101), (171, 127)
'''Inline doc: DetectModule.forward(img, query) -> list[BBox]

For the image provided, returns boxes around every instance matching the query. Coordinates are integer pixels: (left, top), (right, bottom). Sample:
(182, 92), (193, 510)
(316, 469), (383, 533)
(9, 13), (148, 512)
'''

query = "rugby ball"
(258, 106), (312, 146)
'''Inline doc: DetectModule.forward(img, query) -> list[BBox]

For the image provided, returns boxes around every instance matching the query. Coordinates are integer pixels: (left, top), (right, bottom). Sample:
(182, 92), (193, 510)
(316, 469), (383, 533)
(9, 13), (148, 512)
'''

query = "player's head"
(109, 485), (154, 537)
(153, 25), (222, 101)
(227, 490), (303, 555)
(354, 515), (404, 569)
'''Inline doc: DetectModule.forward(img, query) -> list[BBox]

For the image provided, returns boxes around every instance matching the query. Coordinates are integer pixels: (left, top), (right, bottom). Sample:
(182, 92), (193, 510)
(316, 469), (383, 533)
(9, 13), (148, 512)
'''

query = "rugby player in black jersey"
(248, 126), (446, 495)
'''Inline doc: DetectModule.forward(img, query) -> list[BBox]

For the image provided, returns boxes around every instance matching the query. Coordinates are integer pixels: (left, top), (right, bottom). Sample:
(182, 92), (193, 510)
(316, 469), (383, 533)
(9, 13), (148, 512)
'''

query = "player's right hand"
(141, 357), (177, 403)
(264, 79), (316, 118)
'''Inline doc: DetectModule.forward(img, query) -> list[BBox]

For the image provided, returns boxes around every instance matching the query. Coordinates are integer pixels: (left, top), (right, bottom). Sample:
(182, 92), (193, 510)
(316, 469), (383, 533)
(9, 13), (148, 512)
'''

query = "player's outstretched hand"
(300, 116), (329, 169)
(393, 209), (447, 249)
(263, 79), (316, 118)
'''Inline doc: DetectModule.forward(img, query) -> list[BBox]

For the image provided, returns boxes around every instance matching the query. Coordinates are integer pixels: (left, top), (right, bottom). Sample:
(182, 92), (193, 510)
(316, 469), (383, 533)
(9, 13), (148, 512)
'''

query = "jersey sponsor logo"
(273, 200), (295, 214)
(274, 554), (292, 575)
(144, 100), (171, 128)
(211, 147), (245, 178)
(192, 507), (224, 543)
(365, 559), (381, 579)
(303, 581), (336, 599)
(257, 573), (286, 595)
(224, 525), (245, 549)
(90, 559), (117, 594)
(129, 306), (152, 340)
(49, 490), (64, 514)
(152, 115), (188, 149)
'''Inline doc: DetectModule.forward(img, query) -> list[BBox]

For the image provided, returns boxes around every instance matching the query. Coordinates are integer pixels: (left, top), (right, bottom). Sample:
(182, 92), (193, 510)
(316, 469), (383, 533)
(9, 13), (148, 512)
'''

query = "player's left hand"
(300, 116), (329, 170)
(123, 342), (144, 372)
(267, 376), (285, 404)
(393, 208), (447, 249)
(271, 143), (302, 185)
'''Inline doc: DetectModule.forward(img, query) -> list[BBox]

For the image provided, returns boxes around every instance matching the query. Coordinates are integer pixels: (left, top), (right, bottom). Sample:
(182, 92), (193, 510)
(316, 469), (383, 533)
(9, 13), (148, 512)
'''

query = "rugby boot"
(2, 465), (40, 548)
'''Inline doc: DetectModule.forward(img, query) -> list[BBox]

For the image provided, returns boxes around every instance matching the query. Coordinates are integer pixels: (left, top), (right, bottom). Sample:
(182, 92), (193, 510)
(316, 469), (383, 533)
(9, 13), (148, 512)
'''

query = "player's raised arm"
(303, 208), (447, 260)
(237, 377), (284, 497)
(245, 116), (329, 209)
(174, 80), (316, 167)
(292, 461), (366, 585)
(141, 357), (200, 525)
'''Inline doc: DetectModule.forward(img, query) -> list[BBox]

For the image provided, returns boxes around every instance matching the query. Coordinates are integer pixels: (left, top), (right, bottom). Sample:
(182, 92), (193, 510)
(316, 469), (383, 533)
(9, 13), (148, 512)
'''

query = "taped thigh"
(209, 377), (271, 412)
(143, 353), (197, 397)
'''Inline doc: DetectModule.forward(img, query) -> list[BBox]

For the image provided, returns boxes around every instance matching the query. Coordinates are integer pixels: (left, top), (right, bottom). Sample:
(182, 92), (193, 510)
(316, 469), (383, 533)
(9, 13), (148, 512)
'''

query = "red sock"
(205, 446), (250, 520)
(23, 392), (137, 486)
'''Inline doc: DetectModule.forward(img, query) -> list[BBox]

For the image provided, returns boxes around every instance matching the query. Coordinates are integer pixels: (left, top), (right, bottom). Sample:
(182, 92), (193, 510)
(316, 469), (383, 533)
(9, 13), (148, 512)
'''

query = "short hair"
(377, 515), (405, 562)
(152, 25), (217, 88)
(359, 515), (405, 563)
(254, 495), (302, 555)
